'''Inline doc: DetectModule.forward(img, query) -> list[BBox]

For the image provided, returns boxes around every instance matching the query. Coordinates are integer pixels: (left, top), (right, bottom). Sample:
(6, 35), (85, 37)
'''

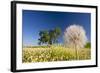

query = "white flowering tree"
(64, 24), (87, 59)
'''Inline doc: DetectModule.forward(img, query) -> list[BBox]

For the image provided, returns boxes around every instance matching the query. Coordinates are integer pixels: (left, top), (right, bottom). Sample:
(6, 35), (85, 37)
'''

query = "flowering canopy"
(64, 24), (87, 49)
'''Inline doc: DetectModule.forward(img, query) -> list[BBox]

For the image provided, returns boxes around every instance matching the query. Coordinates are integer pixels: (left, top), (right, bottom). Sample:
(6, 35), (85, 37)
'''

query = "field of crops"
(22, 45), (91, 63)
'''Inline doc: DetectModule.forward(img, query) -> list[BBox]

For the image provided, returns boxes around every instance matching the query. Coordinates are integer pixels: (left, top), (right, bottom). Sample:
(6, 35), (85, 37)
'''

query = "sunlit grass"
(22, 45), (91, 63)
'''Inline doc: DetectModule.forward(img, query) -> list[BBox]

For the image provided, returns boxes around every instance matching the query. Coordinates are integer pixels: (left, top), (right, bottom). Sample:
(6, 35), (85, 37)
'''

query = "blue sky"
(22, 10), (91, 46)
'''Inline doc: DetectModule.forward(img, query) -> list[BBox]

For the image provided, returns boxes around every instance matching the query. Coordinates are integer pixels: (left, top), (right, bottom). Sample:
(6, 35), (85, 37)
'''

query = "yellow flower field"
(22, 45), (91, 63)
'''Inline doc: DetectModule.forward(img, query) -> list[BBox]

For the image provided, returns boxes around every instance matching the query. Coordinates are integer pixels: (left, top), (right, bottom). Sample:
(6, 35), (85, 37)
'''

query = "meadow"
(22, 45), (91, 63)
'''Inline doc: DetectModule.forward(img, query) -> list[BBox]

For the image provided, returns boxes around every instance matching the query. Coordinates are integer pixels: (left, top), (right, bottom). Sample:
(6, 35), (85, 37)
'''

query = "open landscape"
(22, 10), (91, 63)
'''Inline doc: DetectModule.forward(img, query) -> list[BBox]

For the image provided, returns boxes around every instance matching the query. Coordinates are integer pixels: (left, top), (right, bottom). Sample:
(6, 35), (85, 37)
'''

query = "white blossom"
(64, 24), (87, 49)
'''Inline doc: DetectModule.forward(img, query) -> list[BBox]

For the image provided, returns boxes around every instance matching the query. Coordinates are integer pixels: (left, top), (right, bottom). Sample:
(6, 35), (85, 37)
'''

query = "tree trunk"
(75, 47), (78, 60)
(74, 43), (78, 60)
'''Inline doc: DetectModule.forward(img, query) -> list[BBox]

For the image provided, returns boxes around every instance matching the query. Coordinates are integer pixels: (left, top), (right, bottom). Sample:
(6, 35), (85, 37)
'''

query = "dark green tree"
(49, 30), (54, 45)
(38, 30), (50, 45)
(53, 27), (61, 43)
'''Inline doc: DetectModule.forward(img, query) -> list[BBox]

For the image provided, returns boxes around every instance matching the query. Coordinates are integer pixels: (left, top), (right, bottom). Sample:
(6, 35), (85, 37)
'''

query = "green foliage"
(49, 30), (54, 44)
(85, 42), (91, 48)
(38, 27), (61, 45)
(38, 30), (50, 45)
(53, 27), (61, 43)
(22, 45), (91, 63)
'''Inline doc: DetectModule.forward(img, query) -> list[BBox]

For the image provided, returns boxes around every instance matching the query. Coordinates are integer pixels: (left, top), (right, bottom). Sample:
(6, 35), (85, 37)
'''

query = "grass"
(22, 45), (91, 63)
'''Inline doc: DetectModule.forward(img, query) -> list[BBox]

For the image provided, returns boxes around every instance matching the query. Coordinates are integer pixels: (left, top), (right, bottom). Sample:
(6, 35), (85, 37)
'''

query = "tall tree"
(53, 27), (61, 43)
(38, 30), (50, 45)
(49, 30), (54, 45)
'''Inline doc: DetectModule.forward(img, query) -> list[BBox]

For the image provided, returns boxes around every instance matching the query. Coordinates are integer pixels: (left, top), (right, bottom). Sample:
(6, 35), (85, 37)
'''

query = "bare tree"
(64, 24), (87, 59)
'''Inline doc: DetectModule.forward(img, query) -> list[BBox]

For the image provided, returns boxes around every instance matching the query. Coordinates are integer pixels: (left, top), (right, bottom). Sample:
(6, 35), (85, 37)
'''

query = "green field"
(22, 45), (91, 63)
